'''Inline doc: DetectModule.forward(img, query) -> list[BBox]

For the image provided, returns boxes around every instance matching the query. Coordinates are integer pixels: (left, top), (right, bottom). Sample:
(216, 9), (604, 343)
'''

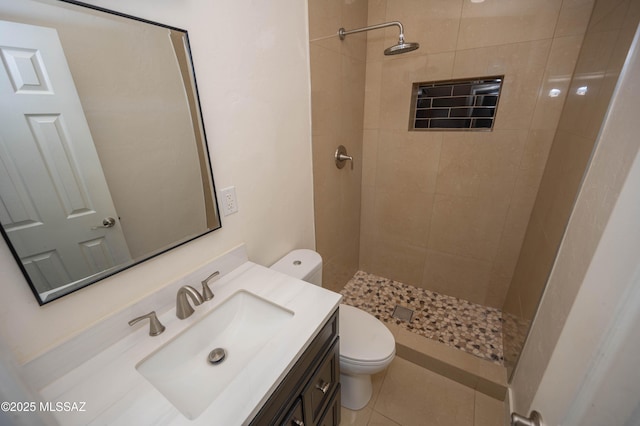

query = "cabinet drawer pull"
(291, 419), (304, 426)
(315, 380), (331, 394)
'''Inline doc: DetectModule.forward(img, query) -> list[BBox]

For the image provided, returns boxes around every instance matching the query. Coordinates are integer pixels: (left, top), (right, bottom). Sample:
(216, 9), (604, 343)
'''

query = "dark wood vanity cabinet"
(250, 309), (341, 426)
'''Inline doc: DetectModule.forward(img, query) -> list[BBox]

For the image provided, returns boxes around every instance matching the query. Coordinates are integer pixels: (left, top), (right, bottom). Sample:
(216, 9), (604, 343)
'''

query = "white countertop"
(37, 261), (341, 425)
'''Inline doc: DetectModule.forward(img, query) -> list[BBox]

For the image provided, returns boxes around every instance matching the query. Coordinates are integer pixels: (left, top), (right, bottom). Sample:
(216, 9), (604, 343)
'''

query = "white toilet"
(271, 249), (395, 410)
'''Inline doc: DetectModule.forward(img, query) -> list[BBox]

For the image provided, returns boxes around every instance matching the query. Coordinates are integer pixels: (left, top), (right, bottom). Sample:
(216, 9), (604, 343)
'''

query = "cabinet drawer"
(303, 339), (340, 423)
(317, 385), (341, 426)
(281, 398), (304, 426)
(250, 309), (338, 425)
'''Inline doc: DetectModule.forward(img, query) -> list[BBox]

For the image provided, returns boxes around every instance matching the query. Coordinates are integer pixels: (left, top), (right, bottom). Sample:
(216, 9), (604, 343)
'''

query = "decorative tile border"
(341, 271), (504, 365)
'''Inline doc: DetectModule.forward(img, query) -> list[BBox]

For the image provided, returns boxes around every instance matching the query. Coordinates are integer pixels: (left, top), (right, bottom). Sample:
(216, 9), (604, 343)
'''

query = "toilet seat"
(339, 304), (395, 364)
(271, 250), (396, 410)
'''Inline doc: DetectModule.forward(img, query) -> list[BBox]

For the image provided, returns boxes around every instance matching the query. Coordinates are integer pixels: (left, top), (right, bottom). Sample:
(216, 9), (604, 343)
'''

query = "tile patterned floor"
(340, 271), (504, 365)
(341, 357), (505, 426)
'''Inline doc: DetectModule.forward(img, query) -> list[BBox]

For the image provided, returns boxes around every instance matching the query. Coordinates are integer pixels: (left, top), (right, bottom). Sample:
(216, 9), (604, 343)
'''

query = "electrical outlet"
(220, 186), (238, 216)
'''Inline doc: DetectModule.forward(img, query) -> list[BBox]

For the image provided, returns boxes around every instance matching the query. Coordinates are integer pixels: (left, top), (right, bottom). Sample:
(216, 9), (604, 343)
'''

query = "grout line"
(369, 362), (396, 425)
(472, 388), (477, 426)
(309, 33), (339, 43)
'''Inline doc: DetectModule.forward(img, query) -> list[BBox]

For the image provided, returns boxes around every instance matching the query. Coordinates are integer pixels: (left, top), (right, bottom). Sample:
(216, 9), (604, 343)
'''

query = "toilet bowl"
(270, 249), (395, 410)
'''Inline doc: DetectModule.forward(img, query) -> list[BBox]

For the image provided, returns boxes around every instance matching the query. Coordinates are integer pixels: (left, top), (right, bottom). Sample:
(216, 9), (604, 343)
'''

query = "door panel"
(22, 250), (70, 292)
(0, 20), (131, 297)
(26, 113), (95, 217)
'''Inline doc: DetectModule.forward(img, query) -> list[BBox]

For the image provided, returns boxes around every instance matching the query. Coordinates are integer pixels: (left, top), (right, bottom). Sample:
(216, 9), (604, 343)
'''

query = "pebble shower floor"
(340, 271), (504, 365)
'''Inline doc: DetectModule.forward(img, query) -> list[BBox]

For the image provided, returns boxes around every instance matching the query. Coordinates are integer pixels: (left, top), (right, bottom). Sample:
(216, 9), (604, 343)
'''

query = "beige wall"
(0, 0), (315, 364)
(308, 0), (368, 292)
(510, 8), (640, 414)
(359, 0), (593, 308)
(73, 22), (207, 259)
(502, 0), (640, 374)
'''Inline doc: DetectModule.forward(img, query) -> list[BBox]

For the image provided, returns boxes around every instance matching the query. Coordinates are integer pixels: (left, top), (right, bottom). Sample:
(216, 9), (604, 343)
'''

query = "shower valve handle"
(335, 145), (354, 170)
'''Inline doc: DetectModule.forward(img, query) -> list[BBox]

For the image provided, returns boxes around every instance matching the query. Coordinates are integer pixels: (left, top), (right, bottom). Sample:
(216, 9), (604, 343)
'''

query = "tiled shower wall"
(503, 0), (640, 374)
(359, 0), (594, 309)
(308, 0), (368, 292)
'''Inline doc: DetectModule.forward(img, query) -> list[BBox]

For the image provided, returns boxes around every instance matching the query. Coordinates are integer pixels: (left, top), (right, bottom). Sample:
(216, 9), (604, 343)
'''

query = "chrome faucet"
(176, 285), (204, 319)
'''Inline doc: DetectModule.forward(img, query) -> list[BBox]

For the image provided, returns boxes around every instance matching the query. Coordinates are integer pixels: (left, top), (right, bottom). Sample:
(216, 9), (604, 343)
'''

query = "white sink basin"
(136, 290), (294, 420)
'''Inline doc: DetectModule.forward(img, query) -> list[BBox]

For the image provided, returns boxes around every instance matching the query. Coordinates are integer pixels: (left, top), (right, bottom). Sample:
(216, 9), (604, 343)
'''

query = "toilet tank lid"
(270, 249), (322, 281)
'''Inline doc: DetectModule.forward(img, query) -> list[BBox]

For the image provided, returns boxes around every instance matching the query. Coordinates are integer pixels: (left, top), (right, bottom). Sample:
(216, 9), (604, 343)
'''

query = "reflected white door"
(0, 20), (131, 294)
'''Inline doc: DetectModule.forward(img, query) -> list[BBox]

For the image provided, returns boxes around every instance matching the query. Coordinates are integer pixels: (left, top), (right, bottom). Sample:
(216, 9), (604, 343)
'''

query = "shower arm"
(338, 21), (406, 43)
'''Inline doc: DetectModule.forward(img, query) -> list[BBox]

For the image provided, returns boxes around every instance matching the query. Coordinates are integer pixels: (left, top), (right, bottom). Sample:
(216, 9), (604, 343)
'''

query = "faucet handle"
(201, 271), (219, 302)
(128, 311), (165, 336)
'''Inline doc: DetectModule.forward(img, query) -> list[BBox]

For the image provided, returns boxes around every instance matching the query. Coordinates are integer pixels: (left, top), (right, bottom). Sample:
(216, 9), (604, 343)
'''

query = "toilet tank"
(270, 249), (323, 287)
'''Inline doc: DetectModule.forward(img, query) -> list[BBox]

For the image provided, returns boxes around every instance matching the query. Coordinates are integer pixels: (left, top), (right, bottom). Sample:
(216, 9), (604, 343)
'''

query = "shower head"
(338, 21), (420, 56)
(384, 36), (420, 56)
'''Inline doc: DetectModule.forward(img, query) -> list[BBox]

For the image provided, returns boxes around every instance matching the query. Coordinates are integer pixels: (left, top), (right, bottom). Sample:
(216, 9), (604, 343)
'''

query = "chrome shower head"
(384, 36), (420, 56)
(338, 21), (420, 56)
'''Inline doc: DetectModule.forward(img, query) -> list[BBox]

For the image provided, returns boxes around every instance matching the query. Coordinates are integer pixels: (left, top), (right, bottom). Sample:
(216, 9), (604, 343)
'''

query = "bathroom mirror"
(0, 0), (220, 305)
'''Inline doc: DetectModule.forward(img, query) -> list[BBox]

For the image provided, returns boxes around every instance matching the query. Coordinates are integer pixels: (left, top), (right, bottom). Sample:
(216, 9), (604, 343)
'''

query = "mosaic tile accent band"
(341, 271), (504, 365)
